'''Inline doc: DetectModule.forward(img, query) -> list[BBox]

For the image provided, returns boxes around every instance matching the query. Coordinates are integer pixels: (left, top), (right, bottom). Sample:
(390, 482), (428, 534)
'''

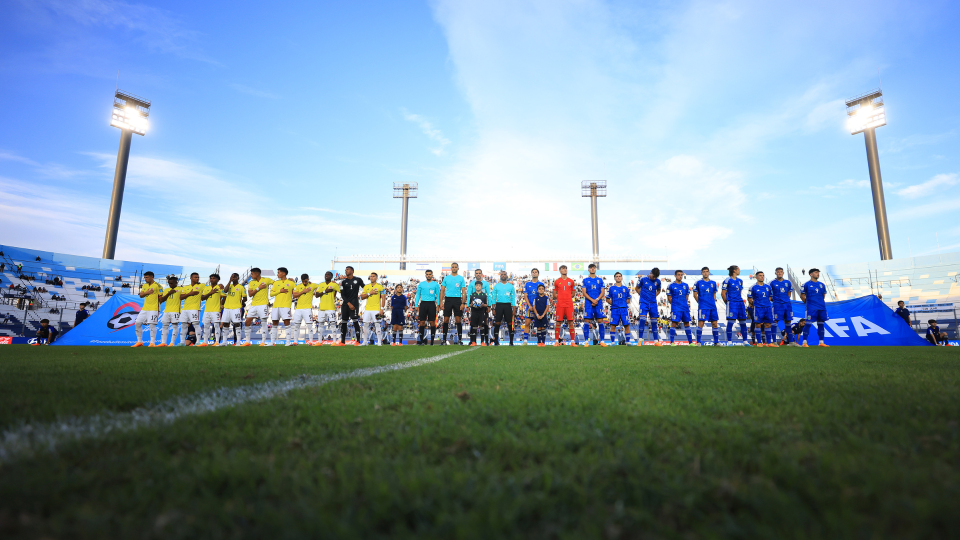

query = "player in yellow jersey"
(133, 271), (162, 347)
(265, 267), (296, 346)
(198, 273), (225, 346)
(219, 273), (246, 345)
(290, 273), (320, 346)
(312, 271), (340, 345)
(175, 272), (204, 346)
(359, 272), (386, 346)
(159, 276), (182, 347)
(241, 267), (273, 346)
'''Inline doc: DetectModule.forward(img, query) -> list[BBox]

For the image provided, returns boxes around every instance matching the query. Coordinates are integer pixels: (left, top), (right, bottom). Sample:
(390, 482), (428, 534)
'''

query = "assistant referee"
(414, 269), (441, 345)
(491, 270), (517, 346)
(439, 262), (467, 345)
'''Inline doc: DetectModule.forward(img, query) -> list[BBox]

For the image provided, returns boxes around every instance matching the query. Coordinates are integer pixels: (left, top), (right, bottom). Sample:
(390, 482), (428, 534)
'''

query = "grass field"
(0, 345), (958, 539)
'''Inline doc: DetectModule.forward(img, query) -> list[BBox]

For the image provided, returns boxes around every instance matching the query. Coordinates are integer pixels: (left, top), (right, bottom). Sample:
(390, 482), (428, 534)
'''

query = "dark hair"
(560, 265), (567, 270)
(701, 267), (709, 272)
(809, 268), (820, 274)
(898, 300), (904, 305)
(614, 271), (622, 278)
(168, 276), (178, 282)
(325, 271), (333, 276)
(371, 272), (378, 277)
(277, 267), (288, 274)
(144, 271), (154, 277)
(345, 266), (354, 271)
(425, 269), (433, 274)
(251, 267), (261, 273)
(675, 269), (683, 276)
(928, 319), (937, 324)
(475, 281), (482, 287)
(301, 273), (309, 281)
(756, 270), (764, 276)
(651, 267), (660, 278)
(531, 267), (539, 273)
(210, 273), (220, 280)
(40, 319), (49, 324)
(538, 284), (545, 289)
(190, 272), (199, 277)
(231, 272), (240, 278)
(451, 262), (458, 267)
(727, 265), (738, 276)
(775, 267), (783, 272)
(588, 263), (597, 269)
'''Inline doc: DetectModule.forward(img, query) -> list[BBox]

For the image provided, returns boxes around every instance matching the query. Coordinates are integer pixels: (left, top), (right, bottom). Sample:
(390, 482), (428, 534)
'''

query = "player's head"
(775, 267), (784, 279)
(143, 271), (154, 283)
(209, 273), (220, 284)
(898, 300), (905, 307)
(277, 267), (288, 279)
(474, 281), (482, 291)
(190, 272), (200, 284)
(40, 319), (49, 327)
(324, 271), (333, 281)
(300, 273), (309, 284)
(727, 265), (739, 277)
(701, 267), (710, 278)
(756, 271), (765, 283)
(167, 276), (178, 286)
(588, 263), (597, 274)
(797, 318), (806, 326)
(251, 267), (262, 278)
(560, 264), (568, 276)
(230, 272), (240, 282)
(531, 267), (539, 277)
(369, 272), (378, 283)
(395, 284), (404, 293)
(649, 267), (660, 279)
(674, 270), (683, 280)
(928, 319), (937, 326)
(499, 270), (508, 281)
(345, 266), (354, 277)
(809, 268), (820, 279)
(614, 271), (622, 283)
(425, 269), (433, 280)
(450, 262), (459, 272)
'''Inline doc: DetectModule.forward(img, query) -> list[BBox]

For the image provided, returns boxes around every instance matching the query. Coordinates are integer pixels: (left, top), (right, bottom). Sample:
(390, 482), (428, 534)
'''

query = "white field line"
(0, 348), (477, 464)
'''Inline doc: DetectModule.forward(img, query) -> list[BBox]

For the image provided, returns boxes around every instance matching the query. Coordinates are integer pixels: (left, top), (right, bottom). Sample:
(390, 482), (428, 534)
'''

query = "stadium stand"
(0, 244), (183, 338)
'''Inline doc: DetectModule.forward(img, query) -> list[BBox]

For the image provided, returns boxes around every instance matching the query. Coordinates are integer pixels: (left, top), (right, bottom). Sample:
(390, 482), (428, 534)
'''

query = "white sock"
(148, 323), (157, 345)
(161, 322), (170, 345)
(244, 322), (254, 343)
(292, 323), (301, 344)
(135, 321), (144, 343)
(271, 322), (280, 344)
(362, 323), (370, 344)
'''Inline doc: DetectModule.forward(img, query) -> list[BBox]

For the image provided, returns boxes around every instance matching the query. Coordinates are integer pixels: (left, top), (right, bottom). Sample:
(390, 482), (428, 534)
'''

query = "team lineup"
(127, 261), (832, 348)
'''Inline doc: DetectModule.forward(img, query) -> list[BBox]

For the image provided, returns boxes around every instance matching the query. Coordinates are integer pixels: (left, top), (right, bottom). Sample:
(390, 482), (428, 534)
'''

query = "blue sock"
(638, 319), (646, 341)
(765, 327), (774, 344)
(685, 327), (693, 343)
(802, 323), (811, 343)
(599, 323), (606, 342)
(651, 320), (659, 341)
(817, 322), (825, 343)
(696, 327), (703, 342)
(726, 321), (734, 342)
(785, 324), (793, 343)
(713, 327), (720, 344)
(740, 321), (750, 343)
(754, 327), (763, 343)
(669, 327), (676, 343)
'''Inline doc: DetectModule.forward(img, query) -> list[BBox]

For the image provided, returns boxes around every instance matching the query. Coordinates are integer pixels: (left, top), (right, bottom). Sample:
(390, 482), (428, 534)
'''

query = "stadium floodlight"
(845, 89), (892, 260)
(392, 182), (418, 270)
(103, 90), (151, 259)
(581, 180), (607, 266)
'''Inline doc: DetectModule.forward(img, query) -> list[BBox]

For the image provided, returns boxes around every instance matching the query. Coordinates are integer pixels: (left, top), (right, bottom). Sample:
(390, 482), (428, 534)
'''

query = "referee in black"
(338, 266), (364, 346)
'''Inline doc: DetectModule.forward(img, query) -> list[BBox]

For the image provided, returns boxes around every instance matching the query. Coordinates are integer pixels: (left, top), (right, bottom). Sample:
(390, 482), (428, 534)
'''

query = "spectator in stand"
(75, 303), (90, 327)
(0, 262), (5, 272)
(926, 320), (947, 346)
(35, 256), (41, 262)
(17, 263), (23, 274)
(34, 319), (59, 345)
(894, 301), (910, 326)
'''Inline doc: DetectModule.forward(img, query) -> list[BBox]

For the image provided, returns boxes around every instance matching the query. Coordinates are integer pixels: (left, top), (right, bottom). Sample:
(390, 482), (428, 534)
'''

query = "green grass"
(0, 345), (958, 539)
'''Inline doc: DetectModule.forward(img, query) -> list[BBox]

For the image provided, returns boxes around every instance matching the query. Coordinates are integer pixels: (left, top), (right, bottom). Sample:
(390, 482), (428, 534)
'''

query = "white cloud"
(400, 109), (450, 156)
(895, 173), (958, 199)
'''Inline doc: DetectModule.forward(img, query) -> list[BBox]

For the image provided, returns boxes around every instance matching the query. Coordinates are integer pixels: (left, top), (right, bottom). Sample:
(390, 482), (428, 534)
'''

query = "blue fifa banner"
(53, 294), (146, 346)
(468, 262), (481, 271)
(785, 295), (930, 346)
(492, 262), (506, 271)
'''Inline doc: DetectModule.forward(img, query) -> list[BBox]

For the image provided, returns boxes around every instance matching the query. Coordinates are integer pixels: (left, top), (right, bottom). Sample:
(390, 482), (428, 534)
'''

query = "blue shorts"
(697, 308), (719, 322)
(532, 315), (549, 328)
(390, 312), (405, 326)
(753, 306), (774, 324)
(610, 307), (629, 326)
(726, 302), (747, 320)
(806, 308), (829, 322)
(671, 310), (691, 323)
(639, 302), (658, 319)
(584, 301), (604, 320)
(773, 304), (793, 323)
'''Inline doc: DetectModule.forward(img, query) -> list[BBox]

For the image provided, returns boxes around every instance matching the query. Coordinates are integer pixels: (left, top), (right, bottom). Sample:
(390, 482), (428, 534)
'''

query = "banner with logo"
(53, 294), (147, 346)
(571, 262), (585, 271)
(906, 303), (954, 313)
(492, 262), (506, 271)
(785, 295), (931, 346)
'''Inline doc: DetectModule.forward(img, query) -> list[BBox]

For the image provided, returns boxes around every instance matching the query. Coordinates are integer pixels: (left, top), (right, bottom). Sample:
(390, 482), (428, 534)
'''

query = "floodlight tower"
(846, 89), (892, 260)
(581, 180), (607, 266)
(392, 182), (418, 270)
(102, 90), (150, 259)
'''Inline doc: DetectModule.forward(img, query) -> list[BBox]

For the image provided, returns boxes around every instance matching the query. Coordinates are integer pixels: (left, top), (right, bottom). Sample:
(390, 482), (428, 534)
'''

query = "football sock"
(161, 322), (171, 345)
(147, 323), (157, 345)
(509, 326), (514, 345)
(739, 321), (750, 343)
(817, 322), (825, 342)
(456, 322), (463, 343)
(726, 321), (735, 342)
(685, 327), (694, 343)
(179, 322), (189, 345)
(765, 327), (774, 344)
(469, 327), (476, 343)
(569, 326), (576, 343)
(430, 326), (436, 344)
(651, 320), (659, 341)
(135, 321), (144, 342)
(599, 324), (606, 342)
(754, 327), (763, 344)
(214, 324), (222, 344)
(340, 322), (349, 343)
(555, 326), (562, 343)
(493, 324), (501, 344)
(374, 324), (383, 345)
(638, 319), (647, 341)
(418, 326), (426, 343)
(669, 327), (676, 343)
(713, 328), (720, 344)
(353, 320), (362, 341)
(785, 325), (793, 343)
(270, 322), (279, 344)
(696, 327), (702, 343)
(442, 322), (448, 341)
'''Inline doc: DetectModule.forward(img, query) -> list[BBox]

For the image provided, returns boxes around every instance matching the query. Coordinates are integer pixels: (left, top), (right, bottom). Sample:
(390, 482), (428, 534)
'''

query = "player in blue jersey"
(721, 265), (752, 346)
(606, 272), (631, 345)
(414, 269), (442, 345)
(524, 268), (547, 347)
(531, 284), (551, 346)
(582, 263), (607, 347)
(666, 270), (695, 346)
(800, 268), (830, 347)
(748, 271), (777, 347)
(771, 267), (797, 346)
(635, 268), (663, 346)
(439, 262), (467, 345)
(389, 284), (408, 346)
(693, 267), (721, 346)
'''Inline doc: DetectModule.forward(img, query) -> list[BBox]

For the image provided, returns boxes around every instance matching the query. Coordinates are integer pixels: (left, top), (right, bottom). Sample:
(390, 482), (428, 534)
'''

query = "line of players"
(130, 260), (831, 348)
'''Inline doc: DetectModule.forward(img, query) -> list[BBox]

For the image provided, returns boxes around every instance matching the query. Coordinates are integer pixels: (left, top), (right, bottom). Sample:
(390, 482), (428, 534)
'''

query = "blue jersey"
(414, 281), (441, 306)
(694, 279), (717, 309)
(770, 278), (792, 305)
(748, 283), (773, 309)
(491, 282), (517, 305)
(525, 280), (547, 306)
(608, 285), (630, 308)
(801, 280), (828, 311)
(440, 274), (466, 300)
(582, 276), (605, 302)
(637, 276), (661, 304)
(722, 277), (745, 303)
(533, 294), (550, 316)
(390, 294), (408, 311)
(667, 282), (690, 312)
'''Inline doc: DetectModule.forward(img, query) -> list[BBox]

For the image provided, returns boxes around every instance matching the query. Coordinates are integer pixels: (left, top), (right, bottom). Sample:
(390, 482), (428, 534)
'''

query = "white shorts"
(270, 307), (291, 321)
(363, 310), (381, 323)
(292, 308), (313, 325)
(161, 312), (180, 325)
(317, 310), (336, 323)
(247, 305), (269, 319)
(202, 311), (221, 325)
(180, 310), (199, 323)
(221, 308), (242, 324)
(136, 310), (159, 324)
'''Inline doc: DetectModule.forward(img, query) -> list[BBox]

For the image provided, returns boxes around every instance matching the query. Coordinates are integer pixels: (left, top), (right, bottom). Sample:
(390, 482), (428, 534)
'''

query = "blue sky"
(1, 0), (958, 276)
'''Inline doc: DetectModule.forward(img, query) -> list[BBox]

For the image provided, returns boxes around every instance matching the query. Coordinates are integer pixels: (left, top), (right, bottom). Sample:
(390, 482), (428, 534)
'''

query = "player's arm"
(721, 288), (728, 304)
(693, 285), (699, 304)
(438, 282), (446, 304)
(380, 288), (386, 312)
(360, 286), (370, 300)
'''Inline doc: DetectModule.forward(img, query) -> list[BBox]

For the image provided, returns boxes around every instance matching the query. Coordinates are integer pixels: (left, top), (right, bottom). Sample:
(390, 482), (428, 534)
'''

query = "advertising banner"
(786, 295), (931, 346)
(53, 294), (147, 346)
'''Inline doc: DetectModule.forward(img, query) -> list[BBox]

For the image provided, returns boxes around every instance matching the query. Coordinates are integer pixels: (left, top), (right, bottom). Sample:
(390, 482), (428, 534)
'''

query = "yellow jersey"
(248, 277), (274, 307)
(316, 281), (340, 310)
(203, 284), (225, 313)
(293, 282), (319, 310)
(223, 283), (246, 310)
(270, 279), (296, 309)
(181, 282), (204, 311)
(363, 283), (385, 311)
(163, 287), (182, 313)
(141, 282), (163, 311)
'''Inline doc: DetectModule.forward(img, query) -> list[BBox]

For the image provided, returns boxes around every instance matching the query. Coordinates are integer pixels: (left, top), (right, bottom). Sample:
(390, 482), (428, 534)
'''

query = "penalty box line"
(0, 347), (478, 465)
